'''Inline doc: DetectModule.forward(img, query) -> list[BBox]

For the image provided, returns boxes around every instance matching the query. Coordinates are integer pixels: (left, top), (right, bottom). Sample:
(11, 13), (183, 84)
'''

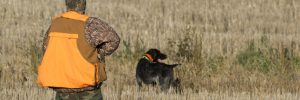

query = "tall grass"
(1, 0), (300, 99)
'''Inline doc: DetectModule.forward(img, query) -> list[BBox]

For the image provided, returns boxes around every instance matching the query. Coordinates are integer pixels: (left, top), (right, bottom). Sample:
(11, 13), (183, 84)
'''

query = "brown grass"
(1, 0), (300, 99)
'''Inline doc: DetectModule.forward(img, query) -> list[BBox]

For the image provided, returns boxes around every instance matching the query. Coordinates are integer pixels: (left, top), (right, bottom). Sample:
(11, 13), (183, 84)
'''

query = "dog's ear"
(158, 53), (167, 60)
(146, 49), (161, 60)
(146, 49), (156, 56)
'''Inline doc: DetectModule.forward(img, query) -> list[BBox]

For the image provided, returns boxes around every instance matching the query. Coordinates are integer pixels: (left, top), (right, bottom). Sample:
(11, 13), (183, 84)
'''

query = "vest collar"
(59, 11), (89, 21)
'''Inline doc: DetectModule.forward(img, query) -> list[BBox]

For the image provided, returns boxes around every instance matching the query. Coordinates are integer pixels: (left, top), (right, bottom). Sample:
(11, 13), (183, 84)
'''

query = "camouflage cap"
(65, 0), (86, 14)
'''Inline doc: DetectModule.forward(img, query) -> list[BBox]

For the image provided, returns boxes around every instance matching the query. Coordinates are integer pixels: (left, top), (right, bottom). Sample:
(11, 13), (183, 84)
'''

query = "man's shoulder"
(86, 17), (108, 25)
(85, 17), (113, 31)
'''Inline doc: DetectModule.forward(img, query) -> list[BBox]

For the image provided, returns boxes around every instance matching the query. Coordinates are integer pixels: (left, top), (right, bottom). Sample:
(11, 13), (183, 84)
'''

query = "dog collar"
(143, 54), (154, 62)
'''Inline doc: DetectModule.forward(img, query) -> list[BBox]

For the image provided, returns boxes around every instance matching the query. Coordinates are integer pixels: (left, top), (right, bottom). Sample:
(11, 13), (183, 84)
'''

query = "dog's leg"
(136, 75), (143, 91)
(137, 78), (142, 87)
(159, 76), (172, 91)
(172, 78), (183, 94)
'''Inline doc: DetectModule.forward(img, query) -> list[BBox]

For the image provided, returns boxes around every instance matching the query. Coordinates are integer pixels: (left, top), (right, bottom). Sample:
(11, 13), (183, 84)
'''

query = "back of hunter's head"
(65, 0), (86, 14)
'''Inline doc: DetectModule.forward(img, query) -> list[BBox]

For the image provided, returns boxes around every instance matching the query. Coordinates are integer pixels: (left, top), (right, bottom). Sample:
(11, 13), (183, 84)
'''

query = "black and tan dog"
(136, 49), (181, 92)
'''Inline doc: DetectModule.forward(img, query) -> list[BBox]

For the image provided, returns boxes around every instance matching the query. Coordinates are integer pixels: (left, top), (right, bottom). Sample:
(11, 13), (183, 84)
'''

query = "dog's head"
(145, 49), (167, 62)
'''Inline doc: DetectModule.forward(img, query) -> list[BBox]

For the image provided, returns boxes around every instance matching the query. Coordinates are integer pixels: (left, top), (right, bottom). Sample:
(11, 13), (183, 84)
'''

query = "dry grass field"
(1, 0), (300, 99)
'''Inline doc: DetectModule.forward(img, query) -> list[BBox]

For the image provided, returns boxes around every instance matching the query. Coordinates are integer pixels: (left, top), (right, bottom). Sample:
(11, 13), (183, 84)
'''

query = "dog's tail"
(166, 64), (181, 68)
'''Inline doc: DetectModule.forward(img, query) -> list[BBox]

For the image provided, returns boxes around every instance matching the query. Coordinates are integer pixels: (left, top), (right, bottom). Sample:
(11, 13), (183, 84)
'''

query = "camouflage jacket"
(42, 17), (120, 56)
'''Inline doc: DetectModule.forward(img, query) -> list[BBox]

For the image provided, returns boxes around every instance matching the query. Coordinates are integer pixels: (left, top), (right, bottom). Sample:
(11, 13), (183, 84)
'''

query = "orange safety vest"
(37, 11), (106, 88)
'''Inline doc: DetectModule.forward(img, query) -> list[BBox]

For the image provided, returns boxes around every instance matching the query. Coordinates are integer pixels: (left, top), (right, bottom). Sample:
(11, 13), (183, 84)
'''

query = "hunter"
(37, 0), (120, 99)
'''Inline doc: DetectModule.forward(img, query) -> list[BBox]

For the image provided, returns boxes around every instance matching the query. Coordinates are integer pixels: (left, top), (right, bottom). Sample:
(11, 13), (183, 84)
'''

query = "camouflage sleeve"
(85, 17), (120, 56)
(42, 27), (50, 55)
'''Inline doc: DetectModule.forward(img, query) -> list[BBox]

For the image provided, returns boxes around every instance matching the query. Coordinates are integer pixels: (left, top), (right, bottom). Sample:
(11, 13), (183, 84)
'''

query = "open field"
(1, 0), (300, 99)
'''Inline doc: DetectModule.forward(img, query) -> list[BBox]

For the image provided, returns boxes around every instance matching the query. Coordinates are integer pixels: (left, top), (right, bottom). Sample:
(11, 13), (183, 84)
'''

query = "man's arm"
(85, 17), (120, 56)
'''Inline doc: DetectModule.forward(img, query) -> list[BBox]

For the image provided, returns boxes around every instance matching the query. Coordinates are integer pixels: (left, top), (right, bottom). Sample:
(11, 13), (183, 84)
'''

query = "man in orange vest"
(37, 0), (120, 99)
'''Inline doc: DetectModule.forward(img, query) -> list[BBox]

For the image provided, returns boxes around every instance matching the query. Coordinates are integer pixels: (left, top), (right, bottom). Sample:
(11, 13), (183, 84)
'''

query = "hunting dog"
(136, 49), (181, 92)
